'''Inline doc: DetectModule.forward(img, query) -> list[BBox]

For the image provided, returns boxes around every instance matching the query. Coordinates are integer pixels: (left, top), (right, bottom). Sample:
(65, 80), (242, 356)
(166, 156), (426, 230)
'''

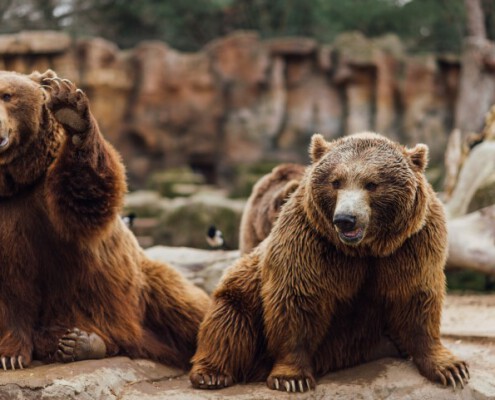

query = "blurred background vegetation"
(2, 0), (495, 53)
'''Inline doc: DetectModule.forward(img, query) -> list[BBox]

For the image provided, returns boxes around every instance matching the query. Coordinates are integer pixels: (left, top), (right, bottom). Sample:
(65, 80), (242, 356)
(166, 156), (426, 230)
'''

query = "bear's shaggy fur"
(239, 163), (304, 254)
(190, 133), (469, 392)
(0, 70), (210, 370)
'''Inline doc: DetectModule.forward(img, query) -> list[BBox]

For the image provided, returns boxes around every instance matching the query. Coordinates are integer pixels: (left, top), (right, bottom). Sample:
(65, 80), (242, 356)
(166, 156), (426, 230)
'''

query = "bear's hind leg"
(55, 328), (106, 362)
(33, 325), (119, 363)
(140, 259), (211, 370)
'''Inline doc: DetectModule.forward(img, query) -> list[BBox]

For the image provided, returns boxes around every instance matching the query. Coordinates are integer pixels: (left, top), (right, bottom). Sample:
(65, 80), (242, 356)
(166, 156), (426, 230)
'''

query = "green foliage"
(313, 0), (466, 53)
(83, 0), (227, 50)
(447, 270), (495, 293)
(3, 0), (495, 53)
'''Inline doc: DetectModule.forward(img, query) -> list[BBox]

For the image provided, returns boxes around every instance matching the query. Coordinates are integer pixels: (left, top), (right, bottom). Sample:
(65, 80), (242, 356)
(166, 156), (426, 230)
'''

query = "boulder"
(76, 38), (134, 144)
(120, 41), (222, 186)
(0, 31), (70, 54)
(400, 55), (451, 164)
(265, 37), (318, 56)
(206, 31), (273, 168)
(145, 246), (239, 294)
(124, 191), (245, 249)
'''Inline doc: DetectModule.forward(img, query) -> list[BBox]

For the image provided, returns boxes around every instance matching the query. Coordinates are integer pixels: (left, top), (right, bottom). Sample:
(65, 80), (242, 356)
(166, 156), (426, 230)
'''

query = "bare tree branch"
(447, 205), (495, 275)
(464, 0), (487, 38)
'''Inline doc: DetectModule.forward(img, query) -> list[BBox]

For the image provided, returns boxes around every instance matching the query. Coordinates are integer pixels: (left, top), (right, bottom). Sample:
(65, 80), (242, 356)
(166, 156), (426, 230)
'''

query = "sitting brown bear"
(190, 133), (469, 392)
(0, 70), (210, 370)
(239, 163), (304, 254)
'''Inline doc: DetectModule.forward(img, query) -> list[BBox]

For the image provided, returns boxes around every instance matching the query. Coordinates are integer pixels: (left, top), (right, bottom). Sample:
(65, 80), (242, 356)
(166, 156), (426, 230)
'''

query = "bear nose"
(333, 214), (357, 232)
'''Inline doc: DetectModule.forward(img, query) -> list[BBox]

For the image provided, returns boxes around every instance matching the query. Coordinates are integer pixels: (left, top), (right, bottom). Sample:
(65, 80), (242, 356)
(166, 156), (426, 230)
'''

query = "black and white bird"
(206, 225), (227, 249)
(122, 212), (136, 229)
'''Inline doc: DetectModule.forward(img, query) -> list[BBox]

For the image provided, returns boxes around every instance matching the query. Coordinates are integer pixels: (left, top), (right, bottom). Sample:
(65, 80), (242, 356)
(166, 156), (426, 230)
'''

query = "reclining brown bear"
(0, 70), (210, 370)
(239, 163), (304, 254)
(190, 132), (469, 392)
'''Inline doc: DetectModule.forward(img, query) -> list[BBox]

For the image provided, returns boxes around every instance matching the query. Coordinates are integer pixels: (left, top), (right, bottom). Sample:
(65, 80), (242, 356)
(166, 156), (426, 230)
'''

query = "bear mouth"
(0, 136), (10, 149)
(0, 134), (9, 151)
(337, 227), (364, 245)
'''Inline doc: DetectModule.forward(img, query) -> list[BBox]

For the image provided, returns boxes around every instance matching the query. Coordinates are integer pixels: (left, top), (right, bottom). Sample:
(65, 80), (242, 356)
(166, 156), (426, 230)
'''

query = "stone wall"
(0, 30), (469, 187)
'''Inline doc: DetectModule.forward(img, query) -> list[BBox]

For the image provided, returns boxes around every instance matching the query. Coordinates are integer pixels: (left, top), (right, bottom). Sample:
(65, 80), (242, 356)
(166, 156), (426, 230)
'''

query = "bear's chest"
(0, 190), (64, 275)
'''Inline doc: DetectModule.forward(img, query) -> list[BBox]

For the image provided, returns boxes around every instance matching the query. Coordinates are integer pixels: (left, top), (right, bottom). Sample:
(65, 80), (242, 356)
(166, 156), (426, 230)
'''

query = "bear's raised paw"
(42, 77), (90, 137)
(55, 328), (106, 362)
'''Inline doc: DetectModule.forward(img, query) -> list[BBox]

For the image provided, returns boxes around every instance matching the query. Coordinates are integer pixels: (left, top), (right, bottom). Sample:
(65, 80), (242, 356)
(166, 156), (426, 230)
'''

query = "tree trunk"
(447, 205), (495, 275)
(455, 0), (495, 135)
(465, 0), (487, 38)
(445, 141), (495, 218)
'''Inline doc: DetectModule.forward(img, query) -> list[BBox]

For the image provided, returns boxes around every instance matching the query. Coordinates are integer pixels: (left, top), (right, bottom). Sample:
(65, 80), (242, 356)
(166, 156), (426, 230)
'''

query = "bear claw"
(433, 361), (469, 389)
(190, 371), (233, 389)
(268, 375), (314, 392)
(42, 77), (90, 134)
(1, 355), (24, 371)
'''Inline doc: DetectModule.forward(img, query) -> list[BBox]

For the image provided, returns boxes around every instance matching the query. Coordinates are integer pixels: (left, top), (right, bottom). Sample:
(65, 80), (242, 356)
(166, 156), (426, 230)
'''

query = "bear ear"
(406, 143), (429, 172)
(28, 69), (58, 83)
(310, 133), (332, 163)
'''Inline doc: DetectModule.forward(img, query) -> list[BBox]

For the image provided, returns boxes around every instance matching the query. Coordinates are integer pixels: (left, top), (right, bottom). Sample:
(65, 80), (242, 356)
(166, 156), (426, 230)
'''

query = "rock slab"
(0, 339), (493, 400)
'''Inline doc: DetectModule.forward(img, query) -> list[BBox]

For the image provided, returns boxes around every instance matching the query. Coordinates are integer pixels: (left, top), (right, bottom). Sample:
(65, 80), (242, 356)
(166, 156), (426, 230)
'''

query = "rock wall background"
(0, 30), (467, 187)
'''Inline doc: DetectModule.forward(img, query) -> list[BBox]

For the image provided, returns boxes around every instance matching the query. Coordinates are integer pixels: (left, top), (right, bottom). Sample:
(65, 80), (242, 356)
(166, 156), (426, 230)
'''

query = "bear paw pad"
(42, 77), (90, 134)
(56, 327), (106, 362)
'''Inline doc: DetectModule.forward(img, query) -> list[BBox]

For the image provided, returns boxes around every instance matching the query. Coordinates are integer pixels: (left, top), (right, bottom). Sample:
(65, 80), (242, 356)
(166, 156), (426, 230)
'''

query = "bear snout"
(333, 189), (370, 245)
(333, 214), (356, 232)
(0, 108), (11, 150)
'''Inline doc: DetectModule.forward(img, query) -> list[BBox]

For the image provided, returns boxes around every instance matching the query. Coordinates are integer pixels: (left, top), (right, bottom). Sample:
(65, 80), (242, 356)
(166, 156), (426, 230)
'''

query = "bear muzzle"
(333, 214), (365, 244)
(333, 189), (370, 245)
(0, 133), (9, 149)
(0, 107), (11, 151)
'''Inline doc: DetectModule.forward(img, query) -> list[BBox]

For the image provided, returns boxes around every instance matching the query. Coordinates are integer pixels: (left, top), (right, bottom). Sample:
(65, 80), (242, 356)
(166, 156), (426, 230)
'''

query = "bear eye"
(365, 182), (378, 191)
(1, 93), (11, 102)
(331, 180), (341, 189)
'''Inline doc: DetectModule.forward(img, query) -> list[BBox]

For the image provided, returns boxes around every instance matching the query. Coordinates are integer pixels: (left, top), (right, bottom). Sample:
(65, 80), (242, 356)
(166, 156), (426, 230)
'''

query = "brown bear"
(239, 163), (304, 254)
(0, 70), (210, 371)
(190, 132), (469, 392)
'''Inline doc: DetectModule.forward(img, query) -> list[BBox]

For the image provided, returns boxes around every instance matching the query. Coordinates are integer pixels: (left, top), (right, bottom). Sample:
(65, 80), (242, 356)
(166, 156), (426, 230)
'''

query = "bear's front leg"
(42, 77), (126, 241)
(262, 276), (332, 393)
(266, 352), (316, 393)
(386, 290), (469, 389)
(0, 274), (39, 370)
(0, 332), (32, 370)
